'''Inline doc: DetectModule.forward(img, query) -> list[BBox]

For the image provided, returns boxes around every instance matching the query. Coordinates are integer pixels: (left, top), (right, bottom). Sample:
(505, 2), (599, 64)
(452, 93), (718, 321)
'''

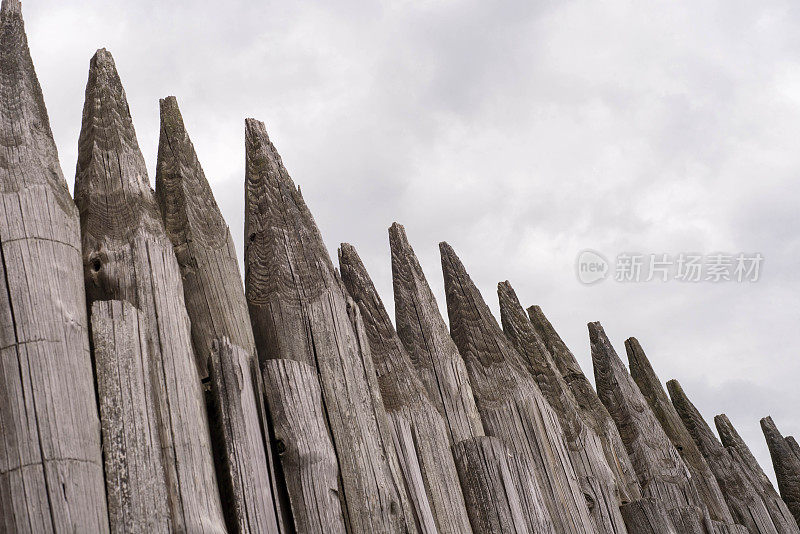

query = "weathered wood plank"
(625, 337), (734, 524)
(620, 499), (678, 534)
(0, 2), (108, 531)
(441, 242), (592, 534)
(74, 49), (225, 532)
(761, 417), (800, 529)
(666, 380), (786, 534)
(786, 437), (800, 463)
(262, 358), (347, 534)
(590, 322), (707, 528)
(528, 305), (641, 504)
(91, 300), (170, 533)
(244, 119), (417, 533)
(498, 280), (628, 534)
(154, 95), (284, 533)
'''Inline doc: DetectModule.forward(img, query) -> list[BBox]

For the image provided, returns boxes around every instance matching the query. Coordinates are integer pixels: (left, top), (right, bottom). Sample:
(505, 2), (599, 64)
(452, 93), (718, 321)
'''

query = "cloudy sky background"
(22, 0), (800, 483)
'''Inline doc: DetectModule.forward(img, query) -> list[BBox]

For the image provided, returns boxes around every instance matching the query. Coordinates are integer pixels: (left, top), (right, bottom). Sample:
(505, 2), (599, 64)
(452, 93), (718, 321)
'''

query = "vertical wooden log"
(91, 300), (170, 533)
(787, 437), (800, 462)
(761, 417), (800, 529)
(590, 322), (707, 531)
(0, 2), (109, 532)
(244, 119), (417, 533)
(625, 337), (734, 524)
(498, 281), (628, 534)
(528, 305), (641, 504)
(389, 223), (539, 533)
(339, 243), (473, 534)
(619, 499), (678, 534)
(441, 242), (594, 534)
(666, 380), (788, 534)
(74, 49), (225, 532)
(154, 95), (283, 533)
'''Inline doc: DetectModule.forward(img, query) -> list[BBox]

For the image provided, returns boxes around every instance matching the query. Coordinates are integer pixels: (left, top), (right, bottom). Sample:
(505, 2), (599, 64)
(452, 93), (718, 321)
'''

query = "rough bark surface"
(244, 118), (416, 533)
(529, 305), (641, 504)
(0, 3), (109, 532)
(498, 280), (628, 534)
(261, 358), (347, 534)
(787, 437), (800, 463)
(339, 242), (473, 534)
(441, 242), (592, 534)
(666, 380), (788, 534)
(761, 417), (800, 529)
(625, 337), (733, 524)
(74, 49), (225, 533)
(590, 322), (706, 529)
(154, 96), (283, 533)
(91, 300), (170, 533)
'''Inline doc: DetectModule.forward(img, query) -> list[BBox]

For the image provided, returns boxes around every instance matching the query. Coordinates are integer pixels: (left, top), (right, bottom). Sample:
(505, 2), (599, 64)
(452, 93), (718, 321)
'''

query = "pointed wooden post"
(244, 119), (418, 533)
(0, 2), (108, 531)
(74, 49), (225, 532)
(339, 243), (473, 534)
(625, 337), (734, 525)
(498, 280), (629, 534)
(155, 96), (284, 533)
(590, 322), (707, 533)
(441, 241), (594, 534)
(389, 223), (538, 533)
(666, 380), (789, 534)
(528, 305), (641, 504)
(761, 417), (800, 529)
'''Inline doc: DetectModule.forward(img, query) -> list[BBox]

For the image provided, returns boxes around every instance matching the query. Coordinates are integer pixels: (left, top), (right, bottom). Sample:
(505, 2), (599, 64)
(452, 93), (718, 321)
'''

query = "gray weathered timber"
(74, 49), (225, 532)
(761, 417), (800, 529)
(787, 437), (800, 462)
(620, 499), (678, 534)
(91, 300), (170, 533)
(528, 305), (641, 504)
(715, 413), (798, 532)
(244, 118), (417, 533)
(262, 358), (346, 534)
(154, 95), (283, 533)
(590, 322), (707, 530)
(625, 337), (734, 524)
(389, 223), (538, 534)
(0, 2), (109, 532)
(666, 380), (786, 534)
(498, 281), (628, 534)
(339, 242), (473, 534)
(441, 242), (592, 534)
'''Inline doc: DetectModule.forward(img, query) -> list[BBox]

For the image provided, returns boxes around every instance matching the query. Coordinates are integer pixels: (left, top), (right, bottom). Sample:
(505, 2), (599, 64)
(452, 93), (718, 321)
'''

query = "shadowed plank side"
(339, 242), (473, 534)
(0, 2), (109, 532)
(528, 305), (641, 504)
(787, 437), (800, 462)
(666, 380), (786, 534)
(761, 417), (800, 529)
(441, 242), (590, 534)
(91, 300), (170, 533)
(625, 337), (734, 524)
(498, 280), (628, 534)
(155, 96), (284, 533)
(244, 119), (417, 533)
(590, 322), (706, 533)
(620, 499), (678, 533)
(74, 49), (225, 532)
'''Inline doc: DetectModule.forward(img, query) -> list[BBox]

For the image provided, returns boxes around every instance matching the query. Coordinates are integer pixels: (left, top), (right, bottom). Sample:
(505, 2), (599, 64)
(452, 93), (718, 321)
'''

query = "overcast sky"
(21, 0), (800, 484)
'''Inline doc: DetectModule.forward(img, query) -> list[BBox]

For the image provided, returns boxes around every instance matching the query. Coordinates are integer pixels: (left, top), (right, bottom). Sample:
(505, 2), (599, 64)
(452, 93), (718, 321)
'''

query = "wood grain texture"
(761, 417), (800, 529)
(74, 49), (225, 533)
(441, 241), (590, 534)
(0, 2), (108, 531)
(666, 380), (789, 534)
(154, 95), (284, 533)
(528, 305), (641, 504)
(91, 300), (170, 533)
(262, 358), (347, 534)
(590, 322), (707, 528)
(339, 242), (473, 534)
(244, 118), (417, 533)
(498, 280), (628, 534)
(620, 499), (678, 534)
(625, 337), (733, 524)
(787, 437), (800, 462)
